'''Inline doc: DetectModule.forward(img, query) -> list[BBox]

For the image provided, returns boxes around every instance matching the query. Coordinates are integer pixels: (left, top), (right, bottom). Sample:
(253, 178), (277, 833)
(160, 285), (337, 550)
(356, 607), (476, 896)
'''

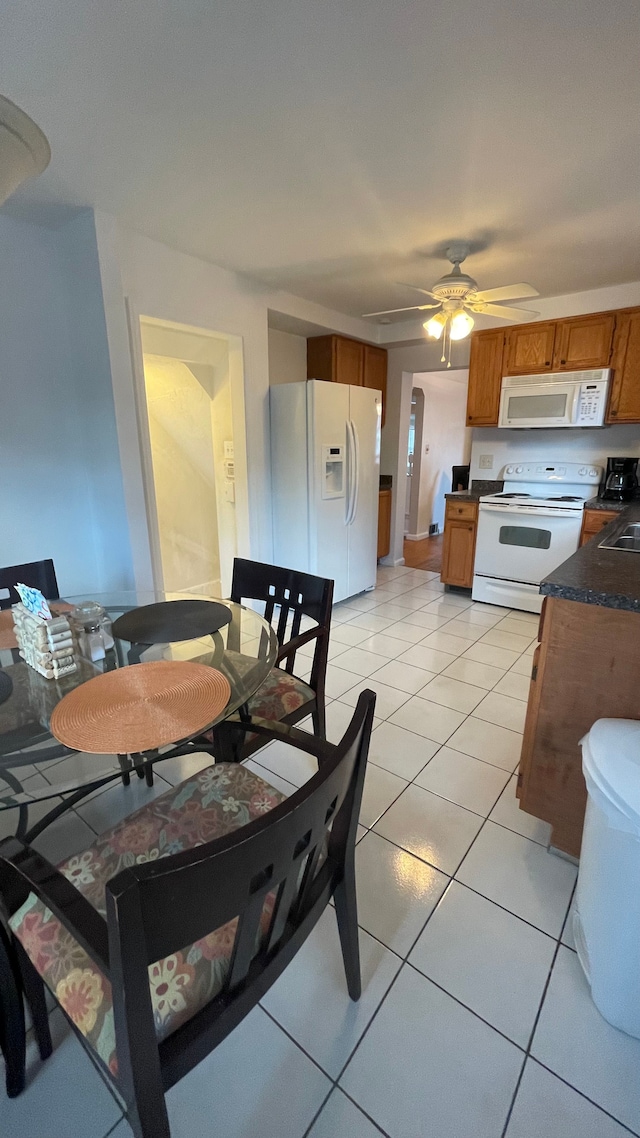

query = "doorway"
(138, 318), (239, 598)
(405, 389), (424, 535)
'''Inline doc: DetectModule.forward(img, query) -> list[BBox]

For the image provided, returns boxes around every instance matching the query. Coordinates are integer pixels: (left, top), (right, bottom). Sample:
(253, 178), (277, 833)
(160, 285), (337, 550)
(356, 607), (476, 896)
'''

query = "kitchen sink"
(599, 522), (640, 552)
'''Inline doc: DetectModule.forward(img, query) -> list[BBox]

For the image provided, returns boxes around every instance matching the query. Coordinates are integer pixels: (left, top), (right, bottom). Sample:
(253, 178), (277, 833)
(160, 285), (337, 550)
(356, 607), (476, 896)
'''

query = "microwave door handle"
(568, 383), (581, 424)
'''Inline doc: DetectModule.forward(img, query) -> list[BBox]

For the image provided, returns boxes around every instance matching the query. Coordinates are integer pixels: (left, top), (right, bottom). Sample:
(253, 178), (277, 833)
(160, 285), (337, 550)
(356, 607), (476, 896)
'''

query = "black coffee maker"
(600, 457), (640, 501)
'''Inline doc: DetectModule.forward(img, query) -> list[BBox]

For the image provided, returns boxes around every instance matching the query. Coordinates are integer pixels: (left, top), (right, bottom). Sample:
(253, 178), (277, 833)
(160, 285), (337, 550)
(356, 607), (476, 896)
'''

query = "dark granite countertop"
(445, 479), (504, 502)
(541, 503), (640, 612)
(583, 497), (630, 513)
(379, 475), (392, 491)
(445, 490), (480, 502)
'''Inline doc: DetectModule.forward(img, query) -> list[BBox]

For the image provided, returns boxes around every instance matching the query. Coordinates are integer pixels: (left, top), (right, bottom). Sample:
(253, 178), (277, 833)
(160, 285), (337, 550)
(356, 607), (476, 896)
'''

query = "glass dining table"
(0, 590), (277, 841)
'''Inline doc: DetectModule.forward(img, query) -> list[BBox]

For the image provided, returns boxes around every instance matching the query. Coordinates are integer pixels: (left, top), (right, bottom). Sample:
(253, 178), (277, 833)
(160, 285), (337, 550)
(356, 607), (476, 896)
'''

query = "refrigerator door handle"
(349, 418), (360, 526)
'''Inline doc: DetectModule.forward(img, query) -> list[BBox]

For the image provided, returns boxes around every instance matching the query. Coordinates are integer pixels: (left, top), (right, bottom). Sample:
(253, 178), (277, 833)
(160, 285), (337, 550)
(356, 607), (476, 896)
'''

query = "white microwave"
(498, 369), (610, 429)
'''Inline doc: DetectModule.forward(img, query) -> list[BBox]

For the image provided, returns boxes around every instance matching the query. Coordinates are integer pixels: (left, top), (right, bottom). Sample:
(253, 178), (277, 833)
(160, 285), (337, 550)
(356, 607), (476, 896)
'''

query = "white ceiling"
(2, 0), (640, 318)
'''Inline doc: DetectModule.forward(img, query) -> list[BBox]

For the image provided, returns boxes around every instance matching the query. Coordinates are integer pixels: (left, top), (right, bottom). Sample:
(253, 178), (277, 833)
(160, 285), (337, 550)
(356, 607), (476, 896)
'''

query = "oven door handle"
(479, 504), (581, 519)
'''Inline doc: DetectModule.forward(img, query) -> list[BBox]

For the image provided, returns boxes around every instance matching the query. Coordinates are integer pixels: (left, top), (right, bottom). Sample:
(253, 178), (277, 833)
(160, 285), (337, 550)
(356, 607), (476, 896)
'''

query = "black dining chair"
(211, 558), (333, 762)
(0, 560), (59, 610)
(0, 691), (375, 1138)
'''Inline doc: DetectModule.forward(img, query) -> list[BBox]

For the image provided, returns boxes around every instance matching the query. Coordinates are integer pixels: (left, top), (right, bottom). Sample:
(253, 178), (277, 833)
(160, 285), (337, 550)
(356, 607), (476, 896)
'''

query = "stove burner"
(494, 493), (531, 499)
(546, 496), (582, 502)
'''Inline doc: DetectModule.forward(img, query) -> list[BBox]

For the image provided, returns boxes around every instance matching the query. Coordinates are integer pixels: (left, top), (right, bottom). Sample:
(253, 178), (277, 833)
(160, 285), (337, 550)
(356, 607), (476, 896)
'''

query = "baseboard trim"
(404, 531), (433, 542)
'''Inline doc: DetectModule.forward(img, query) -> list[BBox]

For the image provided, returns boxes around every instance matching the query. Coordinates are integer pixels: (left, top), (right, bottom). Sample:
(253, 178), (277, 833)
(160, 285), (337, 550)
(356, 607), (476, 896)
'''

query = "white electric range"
(472, 461), (603, 613)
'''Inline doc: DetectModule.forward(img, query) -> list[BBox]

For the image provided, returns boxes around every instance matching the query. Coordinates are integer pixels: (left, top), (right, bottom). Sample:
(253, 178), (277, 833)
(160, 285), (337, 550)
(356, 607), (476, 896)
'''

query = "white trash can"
(575, 718), (640, 1037)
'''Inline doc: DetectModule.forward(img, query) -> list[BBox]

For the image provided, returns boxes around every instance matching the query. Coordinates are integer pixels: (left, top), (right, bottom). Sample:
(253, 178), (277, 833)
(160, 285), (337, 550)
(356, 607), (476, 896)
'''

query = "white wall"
(0, 210), (134, 595)
(409, 371), (471, 538)
(94, 211), (378, 588)
(143, 355), (221, 594)
(469, 424), (640, 483)
(268, 327), (307, 385)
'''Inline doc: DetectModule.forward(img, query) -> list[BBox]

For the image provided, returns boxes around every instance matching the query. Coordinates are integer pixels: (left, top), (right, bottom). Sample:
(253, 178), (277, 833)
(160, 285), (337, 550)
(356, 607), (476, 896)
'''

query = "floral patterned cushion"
(247, 668), (314, 721)
(9, 763), (285, 1075)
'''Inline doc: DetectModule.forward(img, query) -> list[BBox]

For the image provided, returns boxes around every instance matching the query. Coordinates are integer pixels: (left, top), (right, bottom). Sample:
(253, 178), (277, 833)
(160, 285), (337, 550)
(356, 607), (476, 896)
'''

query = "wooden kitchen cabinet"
(606, 308), (640, 422)
(466, 304), (640, 427)
(377, 488), (392, 558)
(579, 507), (620, 546)
(308, 334), (363, 387)
(363, 343), (388, 427)
(518, 597), (640, 857)
(307, 334), (387, 423)
(466, 328), (505, 425)
(504, 322), (557, 375)
(552, 312), (615, 371)
(441, 499), (478, 588)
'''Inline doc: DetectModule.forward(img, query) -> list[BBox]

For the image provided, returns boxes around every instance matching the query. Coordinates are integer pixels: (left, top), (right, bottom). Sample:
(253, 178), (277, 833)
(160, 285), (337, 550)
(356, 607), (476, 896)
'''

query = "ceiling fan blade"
(362, 303), (441, 318)
(472, 302), (539, 321)
(473, 283), (539, 303)
(395, 282), (439, 299)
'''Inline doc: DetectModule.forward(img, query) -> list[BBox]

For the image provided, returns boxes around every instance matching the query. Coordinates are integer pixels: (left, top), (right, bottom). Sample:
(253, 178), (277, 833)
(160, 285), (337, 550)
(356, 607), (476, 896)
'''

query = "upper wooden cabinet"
(552, 312), (615, 371)
(363, 344), (388, 427)
(606, 308), (640, 423)
(466, 328), (505, 426)
(467, 305), (640, 427)
(307, 334), (387, 424)
(504, 322), (556, 375)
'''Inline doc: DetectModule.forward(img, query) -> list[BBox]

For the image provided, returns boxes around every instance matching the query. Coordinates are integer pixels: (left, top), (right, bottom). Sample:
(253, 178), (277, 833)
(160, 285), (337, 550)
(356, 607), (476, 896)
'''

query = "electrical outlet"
(479, 454), (494, 470)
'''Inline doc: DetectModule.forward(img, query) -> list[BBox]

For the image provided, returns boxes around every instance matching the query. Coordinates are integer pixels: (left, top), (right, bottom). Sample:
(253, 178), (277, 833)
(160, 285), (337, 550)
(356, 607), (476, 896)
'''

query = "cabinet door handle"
(545, 360), (550, 365)
(610, 408), (618, 416)
(560, 358), (566, 364)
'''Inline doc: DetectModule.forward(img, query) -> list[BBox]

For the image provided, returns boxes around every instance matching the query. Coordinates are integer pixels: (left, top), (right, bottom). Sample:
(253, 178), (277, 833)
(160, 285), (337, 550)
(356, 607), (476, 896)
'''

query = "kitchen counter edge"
(541, 502), (640, 612)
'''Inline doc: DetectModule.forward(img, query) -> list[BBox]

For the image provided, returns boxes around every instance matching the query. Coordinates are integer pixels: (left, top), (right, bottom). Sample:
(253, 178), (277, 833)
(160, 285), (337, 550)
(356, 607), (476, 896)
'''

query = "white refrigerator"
(270, 380), (381, 602)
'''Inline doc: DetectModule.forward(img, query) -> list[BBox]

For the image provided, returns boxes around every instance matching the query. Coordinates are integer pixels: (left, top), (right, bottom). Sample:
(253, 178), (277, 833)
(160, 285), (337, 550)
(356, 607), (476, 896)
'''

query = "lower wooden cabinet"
(377, 489), (391, 559)
(579, 507), (620, 546)
(441, 499), (478, 588)
(518, 597), (640, 857)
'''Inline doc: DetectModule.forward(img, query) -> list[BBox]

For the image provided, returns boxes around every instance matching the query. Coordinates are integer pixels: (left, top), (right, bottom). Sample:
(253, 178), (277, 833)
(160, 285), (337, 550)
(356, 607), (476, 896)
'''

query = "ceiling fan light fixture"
(424, 312), (446, 339)
(449, 310), (474, 340)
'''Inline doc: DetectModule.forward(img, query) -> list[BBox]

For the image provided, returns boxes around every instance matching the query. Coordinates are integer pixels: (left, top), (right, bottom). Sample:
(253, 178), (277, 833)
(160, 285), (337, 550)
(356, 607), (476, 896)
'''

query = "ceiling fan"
(362, 242), (540, 365)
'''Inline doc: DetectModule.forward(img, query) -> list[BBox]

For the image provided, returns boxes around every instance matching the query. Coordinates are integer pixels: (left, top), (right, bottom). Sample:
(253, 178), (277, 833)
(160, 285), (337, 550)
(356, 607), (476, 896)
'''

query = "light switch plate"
(479, 454), (494, 470)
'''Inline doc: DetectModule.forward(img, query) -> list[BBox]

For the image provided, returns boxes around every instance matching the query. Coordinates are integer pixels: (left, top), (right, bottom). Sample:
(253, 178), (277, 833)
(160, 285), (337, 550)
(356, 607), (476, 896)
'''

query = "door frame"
(125, 302), (250, 597)
(405, 387), (425, 537)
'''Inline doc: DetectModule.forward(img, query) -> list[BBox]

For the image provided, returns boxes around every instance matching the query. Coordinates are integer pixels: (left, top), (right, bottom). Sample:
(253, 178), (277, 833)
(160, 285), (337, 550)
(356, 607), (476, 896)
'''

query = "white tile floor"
(3, 563), (640, 1137)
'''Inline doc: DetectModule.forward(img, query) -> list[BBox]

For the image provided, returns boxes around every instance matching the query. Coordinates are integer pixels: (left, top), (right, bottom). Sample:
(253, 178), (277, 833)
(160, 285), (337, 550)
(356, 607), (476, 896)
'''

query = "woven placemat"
(50, 660), (231, 754)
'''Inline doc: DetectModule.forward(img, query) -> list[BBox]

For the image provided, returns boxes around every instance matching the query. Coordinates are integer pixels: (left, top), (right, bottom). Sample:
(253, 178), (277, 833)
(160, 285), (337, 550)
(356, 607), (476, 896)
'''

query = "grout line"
(300, 1087), (335, 1138)
(403, 959), (528, 1053)
(259, 1004), (338, 1083)
(524, 1056), (640, 1138)
(500, 930), (566, 1138)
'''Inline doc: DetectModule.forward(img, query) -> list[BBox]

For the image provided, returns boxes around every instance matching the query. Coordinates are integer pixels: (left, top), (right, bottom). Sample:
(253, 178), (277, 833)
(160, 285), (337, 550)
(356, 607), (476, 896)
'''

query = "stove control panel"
(501, 462), (603, 484)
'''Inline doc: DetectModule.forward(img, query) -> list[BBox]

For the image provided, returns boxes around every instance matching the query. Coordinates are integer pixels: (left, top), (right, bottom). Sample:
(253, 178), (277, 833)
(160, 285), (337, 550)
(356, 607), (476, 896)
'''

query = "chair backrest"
(0, 560), (59, 610)
(106, 691), (374, 1057)
(230, 558), (333, 693)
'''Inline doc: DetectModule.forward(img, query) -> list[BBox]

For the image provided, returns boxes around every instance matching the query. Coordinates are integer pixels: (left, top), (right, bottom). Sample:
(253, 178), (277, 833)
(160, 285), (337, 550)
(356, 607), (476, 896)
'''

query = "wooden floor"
(403, 533), (443, 573)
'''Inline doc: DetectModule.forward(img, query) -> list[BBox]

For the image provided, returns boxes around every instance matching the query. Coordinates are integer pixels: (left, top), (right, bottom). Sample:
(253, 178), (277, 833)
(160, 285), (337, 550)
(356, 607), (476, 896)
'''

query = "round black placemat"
(0, 670), (13, 706)
(112, 600), (232, 645)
